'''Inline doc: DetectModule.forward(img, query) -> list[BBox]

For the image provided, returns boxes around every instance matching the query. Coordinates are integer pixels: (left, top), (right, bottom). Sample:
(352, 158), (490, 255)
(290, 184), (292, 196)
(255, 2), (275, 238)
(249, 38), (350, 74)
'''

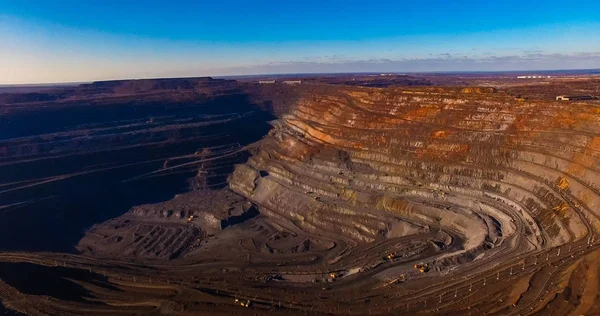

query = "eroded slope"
(3, 83), (600, 315)
(227, 85), (600, 307)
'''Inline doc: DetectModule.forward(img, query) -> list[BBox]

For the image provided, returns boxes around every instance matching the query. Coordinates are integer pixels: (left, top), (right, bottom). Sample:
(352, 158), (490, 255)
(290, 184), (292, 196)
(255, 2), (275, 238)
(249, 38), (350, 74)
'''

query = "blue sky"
(1, 0), (600, 84)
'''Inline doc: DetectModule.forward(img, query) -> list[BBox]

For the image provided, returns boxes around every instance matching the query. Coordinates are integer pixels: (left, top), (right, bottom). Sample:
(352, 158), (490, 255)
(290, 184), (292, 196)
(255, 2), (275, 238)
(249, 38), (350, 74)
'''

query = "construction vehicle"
(413, 263), (430, 273)
(381, 274), (406, 288)
(384, 253), (395, 261)
(234, 299), (251, 308)
(553, 203), (569, 216)
(392, 274), (407, 284)
(329, 271), (344, 281)
(557, 177), (569, 190)
(186, 215), (196, 223)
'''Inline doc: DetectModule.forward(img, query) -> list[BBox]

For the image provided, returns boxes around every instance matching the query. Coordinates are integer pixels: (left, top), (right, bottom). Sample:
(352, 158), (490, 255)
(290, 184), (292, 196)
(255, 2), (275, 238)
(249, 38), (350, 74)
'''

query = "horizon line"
(2, 67), (599, 87)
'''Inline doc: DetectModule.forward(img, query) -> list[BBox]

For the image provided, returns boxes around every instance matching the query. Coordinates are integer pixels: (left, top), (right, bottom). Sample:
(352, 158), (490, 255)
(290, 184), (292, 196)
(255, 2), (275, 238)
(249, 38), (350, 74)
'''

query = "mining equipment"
(234, 299), (251, 307)
(329, 271), (343, 281)
(414, 263), (430, 273)
(557, 177), (569, 190)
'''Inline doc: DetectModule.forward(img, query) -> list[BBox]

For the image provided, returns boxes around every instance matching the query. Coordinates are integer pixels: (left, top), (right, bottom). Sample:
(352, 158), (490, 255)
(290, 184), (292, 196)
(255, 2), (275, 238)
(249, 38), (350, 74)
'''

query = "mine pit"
(2, 75), (600, 315)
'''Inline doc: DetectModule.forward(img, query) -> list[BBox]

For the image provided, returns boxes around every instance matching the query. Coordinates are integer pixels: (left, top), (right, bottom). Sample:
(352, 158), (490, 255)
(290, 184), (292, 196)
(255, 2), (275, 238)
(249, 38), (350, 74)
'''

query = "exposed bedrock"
(230, 86), (600, 273)
(0, 82), (276, 252)
(4, 82), (600, 315)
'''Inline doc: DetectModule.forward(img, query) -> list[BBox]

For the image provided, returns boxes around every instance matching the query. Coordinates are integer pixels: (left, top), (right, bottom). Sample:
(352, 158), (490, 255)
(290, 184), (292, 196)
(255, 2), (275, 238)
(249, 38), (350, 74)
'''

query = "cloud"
(200, 52), (600, 76)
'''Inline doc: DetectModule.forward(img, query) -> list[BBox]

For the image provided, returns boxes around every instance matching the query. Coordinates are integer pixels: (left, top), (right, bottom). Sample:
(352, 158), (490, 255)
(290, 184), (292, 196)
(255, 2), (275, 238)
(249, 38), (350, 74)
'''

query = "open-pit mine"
(2, 74), (600, 315)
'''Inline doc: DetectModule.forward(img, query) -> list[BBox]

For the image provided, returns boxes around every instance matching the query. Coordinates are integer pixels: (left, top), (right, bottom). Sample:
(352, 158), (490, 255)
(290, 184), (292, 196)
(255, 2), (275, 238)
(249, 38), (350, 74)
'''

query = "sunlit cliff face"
(231, 86), (600, 269)
(3, 80), (600, 315)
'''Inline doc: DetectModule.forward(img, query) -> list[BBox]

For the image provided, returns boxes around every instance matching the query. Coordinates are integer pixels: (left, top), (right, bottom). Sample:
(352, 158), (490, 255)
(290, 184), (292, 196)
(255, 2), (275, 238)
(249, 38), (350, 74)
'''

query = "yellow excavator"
(557, 177), (569, 190)
(329, 271), (345, 281)
(413, 263), (430, 273)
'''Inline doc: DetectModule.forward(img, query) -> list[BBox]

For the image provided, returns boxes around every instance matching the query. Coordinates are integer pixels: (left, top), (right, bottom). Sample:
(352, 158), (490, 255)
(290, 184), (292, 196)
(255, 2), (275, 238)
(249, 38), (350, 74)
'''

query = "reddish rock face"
(4, 78), (600, 315)
(231, 85), (600, 267)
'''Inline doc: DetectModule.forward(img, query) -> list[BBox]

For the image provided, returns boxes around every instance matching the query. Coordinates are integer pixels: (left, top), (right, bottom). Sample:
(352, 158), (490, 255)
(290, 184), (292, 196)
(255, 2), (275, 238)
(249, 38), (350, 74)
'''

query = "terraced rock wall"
(0, 85), (275, 253)
(231, 86), (600, 270)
